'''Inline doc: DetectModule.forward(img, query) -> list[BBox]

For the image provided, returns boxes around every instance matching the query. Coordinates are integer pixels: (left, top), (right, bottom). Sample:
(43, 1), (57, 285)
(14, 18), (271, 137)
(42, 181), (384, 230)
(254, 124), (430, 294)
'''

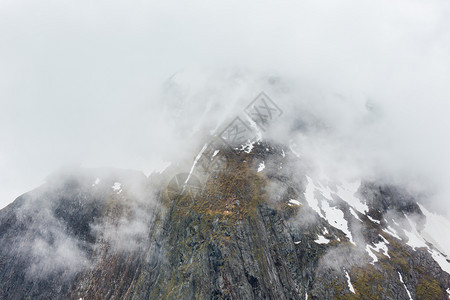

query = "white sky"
(1, 0), (450, 210)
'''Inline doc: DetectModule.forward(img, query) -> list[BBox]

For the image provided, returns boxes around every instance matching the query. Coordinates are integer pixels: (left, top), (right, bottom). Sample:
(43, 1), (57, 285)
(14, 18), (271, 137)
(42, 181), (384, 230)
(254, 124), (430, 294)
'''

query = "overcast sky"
(1, 0), (450, 210)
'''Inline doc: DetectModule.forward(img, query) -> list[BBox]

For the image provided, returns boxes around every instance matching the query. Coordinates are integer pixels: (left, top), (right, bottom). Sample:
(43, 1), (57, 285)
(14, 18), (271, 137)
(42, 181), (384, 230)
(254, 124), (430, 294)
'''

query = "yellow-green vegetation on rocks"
(176, 154), (266, 223)
(350, 266), (385, 299)
(1, 149), (450, 299)
(416, 276), (445, 299)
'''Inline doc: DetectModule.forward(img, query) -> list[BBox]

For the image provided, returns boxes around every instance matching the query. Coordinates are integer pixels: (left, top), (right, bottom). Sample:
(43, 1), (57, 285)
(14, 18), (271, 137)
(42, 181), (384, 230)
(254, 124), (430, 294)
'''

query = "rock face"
(1, 143), (450, 299)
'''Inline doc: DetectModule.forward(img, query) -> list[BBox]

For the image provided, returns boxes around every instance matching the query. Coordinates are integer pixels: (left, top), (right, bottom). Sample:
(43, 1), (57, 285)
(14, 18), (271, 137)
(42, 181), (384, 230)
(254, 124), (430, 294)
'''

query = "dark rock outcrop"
(0, 144), (449, 299)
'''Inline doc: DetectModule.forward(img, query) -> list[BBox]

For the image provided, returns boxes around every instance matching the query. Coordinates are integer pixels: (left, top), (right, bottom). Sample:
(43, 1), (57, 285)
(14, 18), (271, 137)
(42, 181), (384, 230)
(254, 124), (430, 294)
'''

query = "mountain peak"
(0, 141), (449, 299)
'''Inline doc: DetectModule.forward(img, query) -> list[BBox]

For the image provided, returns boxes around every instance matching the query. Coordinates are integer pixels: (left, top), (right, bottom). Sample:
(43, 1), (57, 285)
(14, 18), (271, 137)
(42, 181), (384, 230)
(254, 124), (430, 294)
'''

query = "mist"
(1, 0), (450, 215)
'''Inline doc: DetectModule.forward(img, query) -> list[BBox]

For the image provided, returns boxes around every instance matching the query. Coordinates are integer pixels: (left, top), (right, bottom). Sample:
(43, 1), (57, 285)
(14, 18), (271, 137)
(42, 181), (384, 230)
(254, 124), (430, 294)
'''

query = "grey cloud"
(1, 0), (450, 218)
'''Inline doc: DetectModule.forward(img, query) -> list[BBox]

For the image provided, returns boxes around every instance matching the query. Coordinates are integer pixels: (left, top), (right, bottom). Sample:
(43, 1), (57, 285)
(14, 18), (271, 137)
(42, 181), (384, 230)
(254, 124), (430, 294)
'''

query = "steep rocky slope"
(0, 142), (449, 299)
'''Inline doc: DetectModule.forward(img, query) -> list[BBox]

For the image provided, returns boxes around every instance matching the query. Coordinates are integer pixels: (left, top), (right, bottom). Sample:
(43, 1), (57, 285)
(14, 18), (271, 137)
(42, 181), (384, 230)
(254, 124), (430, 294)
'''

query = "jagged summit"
(0, 142), (450, 299)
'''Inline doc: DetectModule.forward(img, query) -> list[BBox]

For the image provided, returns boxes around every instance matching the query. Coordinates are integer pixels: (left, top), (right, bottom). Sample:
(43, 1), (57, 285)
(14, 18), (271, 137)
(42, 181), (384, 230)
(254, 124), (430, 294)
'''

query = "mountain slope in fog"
(0, 141), (449, 299)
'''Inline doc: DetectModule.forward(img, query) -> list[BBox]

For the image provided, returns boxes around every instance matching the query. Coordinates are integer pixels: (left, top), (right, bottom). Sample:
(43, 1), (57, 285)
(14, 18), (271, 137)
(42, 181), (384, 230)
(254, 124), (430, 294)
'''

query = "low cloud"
(1, 1), (449, 214)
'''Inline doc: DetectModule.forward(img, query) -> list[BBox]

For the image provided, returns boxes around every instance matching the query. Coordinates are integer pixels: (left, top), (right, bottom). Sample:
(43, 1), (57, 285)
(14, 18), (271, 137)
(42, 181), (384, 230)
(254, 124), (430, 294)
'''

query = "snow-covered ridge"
(302, 174), (450, 275)
(304, 176), (356, 245)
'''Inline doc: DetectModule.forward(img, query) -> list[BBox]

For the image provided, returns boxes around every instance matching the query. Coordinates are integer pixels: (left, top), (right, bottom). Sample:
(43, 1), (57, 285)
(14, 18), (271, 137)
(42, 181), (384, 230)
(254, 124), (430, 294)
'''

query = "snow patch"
(294, 241), (301, 245)
(304, 177), (355, 245)
(368, 240), (390, 258)
(380, 235), (389, 244)
(288, 199), (301, 206)
(418, 203), (450, 256)
(212, 150), (220, 158)
(335, 180), (368, 214)
(428, 248), (450, 274)
(186, 143), (208, 184)
(398, 272), (412, 300)
(112, 182), (122, 194)
(304, 177), (325, 219)
(404, 216), (428, 250)
(367, 215), (381, 224)
(349, 207), (362, 222)
(321, 200), (355, 245)
(365, 245), (378, 264)
(383, 227), (402, 240)
(314, 182), (333, 200)
(241, 141), (255, 154)
(257, 161), (265, 172)
(344, 270), (355, 293)
(314, 235), (330, 244)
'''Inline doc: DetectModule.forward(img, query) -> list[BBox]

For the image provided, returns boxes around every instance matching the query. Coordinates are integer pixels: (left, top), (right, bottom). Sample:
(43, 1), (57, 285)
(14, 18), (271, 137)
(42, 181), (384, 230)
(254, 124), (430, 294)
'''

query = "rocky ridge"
(0, 141), (450, 299)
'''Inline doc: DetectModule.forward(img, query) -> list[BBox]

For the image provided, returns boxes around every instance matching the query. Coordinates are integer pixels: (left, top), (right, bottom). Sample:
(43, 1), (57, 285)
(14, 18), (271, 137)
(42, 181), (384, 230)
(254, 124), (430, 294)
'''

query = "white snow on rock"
(380, 235), (389, 243)
(304, 176), (355, 245)
(428, 248), (450, 275)
(335, 180), (368, 214)
(241, 141), (255, 154)
(321, 200), (355, 245)
(418, 203), (450, 256)
(399, 215), (450, 274)
(349, 207), (362, 222)
(404, 216), (428, 250)
(314, 182), (333, 200)
(446, 288), (450, 299)
(366, 244), (379, 264)
(257, 161), (265, 172)
(112, 182), (122, 194)
(367, 215), (381, 224)
(395, 203), (450, 275)
(383, 226), (402, 240)
(398, 272), (413, 300)
(186, 143), (208, 184)
(92, 178), (100, 187)
(344, 270), (355, 294)
(294, 241), (301, 245)
(288, 199), (301, 206)
(314, 235), (330, 244)
(365, 235), (390, 264)
(368, 239), (390, 259)
(304, 177), (325, 219)
(212, 150), (220, 158)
